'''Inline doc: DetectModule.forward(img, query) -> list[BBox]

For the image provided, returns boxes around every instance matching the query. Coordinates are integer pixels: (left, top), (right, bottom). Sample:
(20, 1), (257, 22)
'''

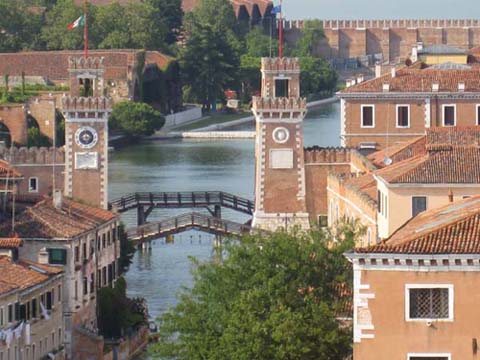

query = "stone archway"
(0, 105), (27, 146)
(0, 122), (11, 147)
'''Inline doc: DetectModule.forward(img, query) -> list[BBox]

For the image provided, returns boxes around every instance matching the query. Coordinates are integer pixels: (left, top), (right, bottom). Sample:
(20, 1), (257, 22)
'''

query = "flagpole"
(84, 0), (88, 58)
(278, 0), (283, 58)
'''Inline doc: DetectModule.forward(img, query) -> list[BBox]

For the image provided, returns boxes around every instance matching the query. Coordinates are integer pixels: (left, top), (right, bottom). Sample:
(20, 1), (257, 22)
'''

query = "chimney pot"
(391, 67), (396, 78)
(53, 190), (63, 209)
(458, 82), (465, 92)
(432, 82), (439, 92)
(383, 83), (390, 92)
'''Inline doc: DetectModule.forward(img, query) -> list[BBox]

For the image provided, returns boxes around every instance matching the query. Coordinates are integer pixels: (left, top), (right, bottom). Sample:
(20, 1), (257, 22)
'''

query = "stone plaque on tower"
(62, 57), (111, 209)
(252, 58), (310, 231)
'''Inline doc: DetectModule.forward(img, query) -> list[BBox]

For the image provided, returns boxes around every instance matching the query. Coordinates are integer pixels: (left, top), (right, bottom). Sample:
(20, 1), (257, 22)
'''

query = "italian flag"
(68, 15), (85, 31)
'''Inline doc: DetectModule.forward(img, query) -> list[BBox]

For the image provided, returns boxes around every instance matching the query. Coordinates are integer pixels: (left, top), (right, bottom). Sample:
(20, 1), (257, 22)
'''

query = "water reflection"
(108, 101), (340, 319)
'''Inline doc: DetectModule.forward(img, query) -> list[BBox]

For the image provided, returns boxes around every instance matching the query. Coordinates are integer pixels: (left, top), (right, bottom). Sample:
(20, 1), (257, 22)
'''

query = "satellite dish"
(383, 157), (393, 166)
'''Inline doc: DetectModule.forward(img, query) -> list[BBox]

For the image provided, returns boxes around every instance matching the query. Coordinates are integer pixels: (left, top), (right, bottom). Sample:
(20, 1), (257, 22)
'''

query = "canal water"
(108, 102), (341, 320)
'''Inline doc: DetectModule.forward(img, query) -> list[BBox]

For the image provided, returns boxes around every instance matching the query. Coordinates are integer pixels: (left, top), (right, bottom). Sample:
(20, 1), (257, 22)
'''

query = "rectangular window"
(442, 105), (456, 126)
(7, 304), (12, 323)
(275, 79), (289, 98)
(90, 274), (95, 293)
(406, 285), (453, 321)
(46, 292), (52, 310)
(19, 304), (26, 321)
(396, 105), (410, 128)
(14, 303), (19, 321)
(377, 190), (382, 214)
(32, 299), (37, 319)
(75, 246), (79, 262)
(408, 354), (450, 360)
(361, 105), (375, 128)
(48, 248), (67, 265)
(0, 307), (3, 326)
(477, 105), (480, 125)
(83, 277), (88, 295)
(412, 196), (427, 217)
(318, 215), (328, 228)
(82, 242), (87, 261)
(102, 234), (106, 249)
(28, 177), (38, 193)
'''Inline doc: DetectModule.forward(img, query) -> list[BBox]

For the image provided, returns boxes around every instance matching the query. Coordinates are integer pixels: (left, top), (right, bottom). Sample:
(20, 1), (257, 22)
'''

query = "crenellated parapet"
(327, 173), (377, 212)
(68, 56), (105, 72)
(282, 18), (480, 30)
(304, 147), (351, 164)
(0, 146), (65, 165)
(261, 57), (301, 73)
(252, 97), (306, 111)
(62, 96), (112, 112)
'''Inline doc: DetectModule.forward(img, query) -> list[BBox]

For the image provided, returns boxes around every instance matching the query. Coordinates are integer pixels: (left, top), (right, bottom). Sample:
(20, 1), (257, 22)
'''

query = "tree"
(97, 277), (146, 339)
(0, 1), (43, 52)
(150, 225), (359, 360)
(41, 0), (90, 50)
(109, 102), (165, 139)
(146, 0), (183, 45)
(300, 57), (338, 98)
(118, 223), (136, 274)
(294, 20), (325, 58)
(244, 27), (277, 58)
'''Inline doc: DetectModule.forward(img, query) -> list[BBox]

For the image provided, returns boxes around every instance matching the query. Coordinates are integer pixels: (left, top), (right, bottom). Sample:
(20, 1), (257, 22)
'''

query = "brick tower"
(252, 58), (309, 230)
(62, 57), (111, 209)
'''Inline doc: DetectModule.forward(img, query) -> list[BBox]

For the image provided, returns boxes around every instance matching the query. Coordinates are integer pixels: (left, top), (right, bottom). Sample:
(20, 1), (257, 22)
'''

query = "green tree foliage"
(300, 57), (338, 98)
(181, 0), (241, 110)
(118, 223), (136, 274)
(0, 1), (43, 52)
(294, 19), (325, 58)
(97, 277), (146, 339)
(146, 0), (183, 45)
(151, 226), (358, 359)
(27, 127), (51, 148)
(244, 27), (277, 58)
(109, 102), (165, 139)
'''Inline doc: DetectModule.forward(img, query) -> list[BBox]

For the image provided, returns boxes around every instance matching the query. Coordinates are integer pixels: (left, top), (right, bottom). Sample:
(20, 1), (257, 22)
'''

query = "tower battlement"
(62, 96), (112, 112)
(261, 57), (300, 73)
(252, 96), (307, 112)
(68, 56), (105, 72)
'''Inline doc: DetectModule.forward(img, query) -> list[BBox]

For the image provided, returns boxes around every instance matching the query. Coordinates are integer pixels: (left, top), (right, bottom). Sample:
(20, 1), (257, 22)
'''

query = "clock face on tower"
(75, 126), (98, 149)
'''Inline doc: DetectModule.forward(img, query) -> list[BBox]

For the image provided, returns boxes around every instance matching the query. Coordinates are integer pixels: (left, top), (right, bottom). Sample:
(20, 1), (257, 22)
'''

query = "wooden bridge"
(109, 191), (254, 226)
(126, 212), (260, 243)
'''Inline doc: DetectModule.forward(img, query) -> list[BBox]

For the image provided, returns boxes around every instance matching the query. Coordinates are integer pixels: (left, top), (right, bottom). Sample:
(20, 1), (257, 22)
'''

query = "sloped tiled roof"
(0, 50), (173, 82)
(345, 173), (377, 203)
(375, 147), (480, 184)
(355, 196), (480, 254)
(368, 136), (426, 168)
(0, 160), (22, 179)
(0, 238), (23, 249)
(0, 197), (116, 239)
(0, 256), (63, 297)
(340, 65), (480, 93)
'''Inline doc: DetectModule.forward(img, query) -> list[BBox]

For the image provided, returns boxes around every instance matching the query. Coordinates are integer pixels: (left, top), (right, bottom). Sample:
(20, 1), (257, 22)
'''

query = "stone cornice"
(338, 92), (480, 100)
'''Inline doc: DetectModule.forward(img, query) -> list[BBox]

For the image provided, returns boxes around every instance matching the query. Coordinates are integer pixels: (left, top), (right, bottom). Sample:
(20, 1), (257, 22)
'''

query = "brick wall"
(0, 105), (27, 145)
(28, 96), (57, 141)
(283, 19), (480, 61)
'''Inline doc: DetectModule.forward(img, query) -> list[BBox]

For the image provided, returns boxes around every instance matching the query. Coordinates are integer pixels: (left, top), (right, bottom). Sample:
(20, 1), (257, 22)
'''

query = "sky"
(282, 0), (480, 20)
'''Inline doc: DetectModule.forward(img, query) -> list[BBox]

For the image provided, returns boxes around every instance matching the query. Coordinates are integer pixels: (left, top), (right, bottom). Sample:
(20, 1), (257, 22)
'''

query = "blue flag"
(271, 5), (282, 15)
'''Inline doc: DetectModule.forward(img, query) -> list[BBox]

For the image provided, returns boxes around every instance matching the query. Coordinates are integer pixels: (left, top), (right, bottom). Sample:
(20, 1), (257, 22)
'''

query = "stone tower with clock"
(62, 57), (112, 209)
(252, 58), (310, 231)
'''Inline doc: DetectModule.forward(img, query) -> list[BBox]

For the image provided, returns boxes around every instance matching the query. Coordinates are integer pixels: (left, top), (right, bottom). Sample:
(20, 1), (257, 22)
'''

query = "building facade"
(0, 241), (64, 360)
(338, 62), (480, 151)
(345, 196), (480, 360)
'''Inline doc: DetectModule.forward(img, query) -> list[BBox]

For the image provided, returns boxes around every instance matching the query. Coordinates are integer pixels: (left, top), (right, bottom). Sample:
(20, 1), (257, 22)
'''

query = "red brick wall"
(0, 105), (27, 145)
(28, 97), (57, 141)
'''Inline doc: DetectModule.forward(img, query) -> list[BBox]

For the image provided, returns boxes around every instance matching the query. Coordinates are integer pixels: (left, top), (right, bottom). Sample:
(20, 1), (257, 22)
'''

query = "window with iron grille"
(409, 288), (450, 319)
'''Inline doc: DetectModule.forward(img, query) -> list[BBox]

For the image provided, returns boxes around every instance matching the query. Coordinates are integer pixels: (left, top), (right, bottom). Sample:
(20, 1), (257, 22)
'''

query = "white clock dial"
(272, 127), (290, 144)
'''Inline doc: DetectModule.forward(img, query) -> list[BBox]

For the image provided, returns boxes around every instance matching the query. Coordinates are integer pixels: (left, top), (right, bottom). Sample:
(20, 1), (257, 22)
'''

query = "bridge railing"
(126, 212), (254, 240)
(109, 191), (254, 214)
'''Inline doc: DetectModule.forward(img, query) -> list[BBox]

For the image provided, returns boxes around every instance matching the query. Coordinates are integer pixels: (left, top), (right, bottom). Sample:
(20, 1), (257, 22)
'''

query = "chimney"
(448, 189), (454, 203)
(53, 190), (63, 209)
(411, 47), (418, 62)
(432, 82), (439, 92)
(391, 67), (396, 78)
(357, 75), (364, 83)
(458, 82), (465, 92)
(375, 63), (382, 78)
(417, 42), (424, 51)
(382, 83), (390, 92)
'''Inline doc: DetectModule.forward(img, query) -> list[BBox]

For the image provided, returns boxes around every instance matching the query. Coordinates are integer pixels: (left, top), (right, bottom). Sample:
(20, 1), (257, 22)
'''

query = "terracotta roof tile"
(375, 147), (480, 184)
(0, 198), (116, 239)
(341, 65), (480, 93)
(0, 238), (23, 249)
(0, 160), (22, 179)
(368, 136), (426, 168)
(0, 256), (63, 297)
(355, 196), (480, 254)
(0, 50), (173, 82)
